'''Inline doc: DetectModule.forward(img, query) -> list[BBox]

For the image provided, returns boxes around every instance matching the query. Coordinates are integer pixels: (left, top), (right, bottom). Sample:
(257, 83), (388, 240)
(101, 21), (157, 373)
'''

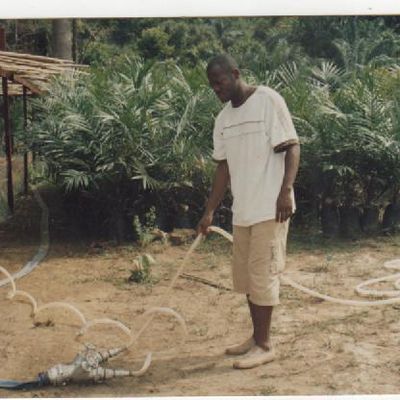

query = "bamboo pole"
(0, 50), (82, 65)
(12, 76), (42, 94)
(0, 54), (71, 67)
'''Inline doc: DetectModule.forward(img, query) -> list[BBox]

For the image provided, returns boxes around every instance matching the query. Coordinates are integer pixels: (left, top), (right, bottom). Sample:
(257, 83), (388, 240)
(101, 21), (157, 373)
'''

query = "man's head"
(207, 54), (241, 103)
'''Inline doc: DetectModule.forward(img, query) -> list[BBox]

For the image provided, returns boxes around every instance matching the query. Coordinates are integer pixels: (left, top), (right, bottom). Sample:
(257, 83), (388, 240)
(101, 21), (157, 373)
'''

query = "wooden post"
(2, 77), (14, 213)
(0, 28), (14, 212)
(31, 96), (36, 165)
(0, 26), (5, 51)
(23, 86), (28, 195)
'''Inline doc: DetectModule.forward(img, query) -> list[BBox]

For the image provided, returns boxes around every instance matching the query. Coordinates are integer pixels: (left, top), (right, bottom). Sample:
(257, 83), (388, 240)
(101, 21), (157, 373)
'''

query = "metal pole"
(2, 77), (14, 213)
(23, 86), (28, 195)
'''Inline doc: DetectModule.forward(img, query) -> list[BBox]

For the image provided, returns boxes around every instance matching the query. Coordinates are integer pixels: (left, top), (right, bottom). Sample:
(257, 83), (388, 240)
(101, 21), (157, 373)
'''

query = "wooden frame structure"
(0, 49), (86, 213)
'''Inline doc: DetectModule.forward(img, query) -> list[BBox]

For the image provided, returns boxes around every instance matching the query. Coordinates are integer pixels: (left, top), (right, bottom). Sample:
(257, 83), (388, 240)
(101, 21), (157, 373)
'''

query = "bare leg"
(231, 296), (275, 369)
(248, 297), (273, 350)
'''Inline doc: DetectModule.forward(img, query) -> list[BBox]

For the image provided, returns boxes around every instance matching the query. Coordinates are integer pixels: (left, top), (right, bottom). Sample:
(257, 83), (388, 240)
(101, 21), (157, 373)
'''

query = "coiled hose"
(208, 225), (400, 306)
(2, 189), (400, 351)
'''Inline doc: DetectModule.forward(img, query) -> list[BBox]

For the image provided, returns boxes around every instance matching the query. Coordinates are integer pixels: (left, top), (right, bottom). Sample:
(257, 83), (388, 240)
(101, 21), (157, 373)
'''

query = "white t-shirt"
(212, 86), (299, 227)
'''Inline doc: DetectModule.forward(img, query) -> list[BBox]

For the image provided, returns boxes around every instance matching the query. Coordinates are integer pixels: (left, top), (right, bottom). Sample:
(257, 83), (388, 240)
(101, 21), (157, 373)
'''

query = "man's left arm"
(275, 143), (300, 223)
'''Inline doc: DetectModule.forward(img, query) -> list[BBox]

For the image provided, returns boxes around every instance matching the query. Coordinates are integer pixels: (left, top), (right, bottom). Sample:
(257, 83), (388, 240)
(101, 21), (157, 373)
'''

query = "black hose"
(0, 372), (49, 390)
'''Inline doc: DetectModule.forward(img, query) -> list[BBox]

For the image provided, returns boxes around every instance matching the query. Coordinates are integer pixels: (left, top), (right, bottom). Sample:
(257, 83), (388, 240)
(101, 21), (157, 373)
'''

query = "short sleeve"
(267, 93), (299, 153)
(212, 117), (226, 161)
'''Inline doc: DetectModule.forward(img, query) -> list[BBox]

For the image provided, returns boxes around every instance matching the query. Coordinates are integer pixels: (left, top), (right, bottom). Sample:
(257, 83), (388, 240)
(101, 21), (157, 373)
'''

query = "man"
(197, 54), (300, 369)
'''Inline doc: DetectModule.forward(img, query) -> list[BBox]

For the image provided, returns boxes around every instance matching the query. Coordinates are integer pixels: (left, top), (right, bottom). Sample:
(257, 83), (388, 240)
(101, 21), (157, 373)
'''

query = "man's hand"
(196, 160), (229, 236)
(276, 187), (293, 223)
(196, 212), (214, 236)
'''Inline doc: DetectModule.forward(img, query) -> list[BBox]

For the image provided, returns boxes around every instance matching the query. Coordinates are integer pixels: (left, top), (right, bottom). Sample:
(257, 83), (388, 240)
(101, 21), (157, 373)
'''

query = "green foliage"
(0, 19), (51, 55)
(8, 16), (400, 236)
(138, 27), (174, 59)
(28, 56), (218, 239)
(31, 58), (214, 191)
(128, 266), (151, 284)
(128, 253), (156, 284)
(132, 207), (156, 246)
(290, 61), (400, 212)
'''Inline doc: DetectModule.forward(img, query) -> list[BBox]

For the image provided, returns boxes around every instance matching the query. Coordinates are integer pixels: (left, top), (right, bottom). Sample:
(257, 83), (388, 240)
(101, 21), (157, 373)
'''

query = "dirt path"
(0, 223), (400, 397)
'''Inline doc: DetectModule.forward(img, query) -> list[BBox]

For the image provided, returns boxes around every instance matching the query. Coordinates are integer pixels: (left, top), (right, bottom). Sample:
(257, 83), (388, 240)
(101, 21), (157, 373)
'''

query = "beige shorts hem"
(232, 219), (288, 307)
(248, 292), (281, 307)
(231, 287), (281, 306)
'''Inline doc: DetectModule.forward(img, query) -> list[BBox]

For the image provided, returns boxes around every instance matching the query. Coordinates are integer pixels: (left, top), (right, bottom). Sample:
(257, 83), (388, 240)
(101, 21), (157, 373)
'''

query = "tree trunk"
(51, 19), (72, 60)
(72, 19), (78, 62)
(14, 20), (18, 49)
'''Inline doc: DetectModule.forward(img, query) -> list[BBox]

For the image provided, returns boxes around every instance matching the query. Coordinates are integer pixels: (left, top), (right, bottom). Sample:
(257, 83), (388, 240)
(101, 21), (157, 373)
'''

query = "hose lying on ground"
(1, 189), (400, 389)
(0, 189), (49, 288)
(209, 225), (400, 307)
(0, 187), (190, 389)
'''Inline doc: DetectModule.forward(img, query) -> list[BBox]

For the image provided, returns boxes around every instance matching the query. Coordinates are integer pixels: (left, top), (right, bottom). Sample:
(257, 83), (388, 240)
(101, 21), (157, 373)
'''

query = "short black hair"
(207, 54), (239, 74)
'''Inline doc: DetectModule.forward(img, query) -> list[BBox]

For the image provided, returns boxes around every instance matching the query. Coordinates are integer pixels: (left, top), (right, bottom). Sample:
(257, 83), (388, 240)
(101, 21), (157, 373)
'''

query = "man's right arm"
(197, 160), (229, 235)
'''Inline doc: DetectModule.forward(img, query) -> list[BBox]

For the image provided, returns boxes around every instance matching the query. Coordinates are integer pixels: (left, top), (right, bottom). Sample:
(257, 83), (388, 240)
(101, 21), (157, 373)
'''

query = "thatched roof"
(0, 50), (87, 96)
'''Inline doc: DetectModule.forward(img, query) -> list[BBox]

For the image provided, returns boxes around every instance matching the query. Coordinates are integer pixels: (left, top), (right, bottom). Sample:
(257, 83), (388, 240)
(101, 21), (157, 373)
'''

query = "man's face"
(207, 65), (238, 103)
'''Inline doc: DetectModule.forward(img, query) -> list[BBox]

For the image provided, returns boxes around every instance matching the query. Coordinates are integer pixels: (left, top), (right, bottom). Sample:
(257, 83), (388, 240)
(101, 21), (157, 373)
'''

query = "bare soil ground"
(0, 191), (400, 397)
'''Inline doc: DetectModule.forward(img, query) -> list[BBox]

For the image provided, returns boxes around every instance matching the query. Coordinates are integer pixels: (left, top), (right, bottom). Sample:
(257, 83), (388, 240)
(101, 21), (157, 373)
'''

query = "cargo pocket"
(270, 239), (285, 274)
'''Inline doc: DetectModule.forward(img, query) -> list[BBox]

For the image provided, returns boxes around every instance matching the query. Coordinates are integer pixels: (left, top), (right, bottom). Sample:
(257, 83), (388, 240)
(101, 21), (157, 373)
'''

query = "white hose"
(0, 188), (49, 287)
(0, 186), (188, 367)
(129, 352), (152, 376)
(0, 265), (16, 294)
(142, 306), (188, 336)
(3, 185), (400, 381)
(79, 318), (133, 342)
(208, 225), (400, 307)
(9, 290), (38, 315)
(35, 301), (87, 325)
(128, 235), (202, 346)
(355, 259), (400, 297)
(280, 275), (400, 306)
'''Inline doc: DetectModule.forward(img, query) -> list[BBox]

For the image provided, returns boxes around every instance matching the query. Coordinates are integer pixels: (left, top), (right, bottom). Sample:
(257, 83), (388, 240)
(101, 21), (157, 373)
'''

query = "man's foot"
(225, 336), (255, 356)
(232, 345), (275, 369)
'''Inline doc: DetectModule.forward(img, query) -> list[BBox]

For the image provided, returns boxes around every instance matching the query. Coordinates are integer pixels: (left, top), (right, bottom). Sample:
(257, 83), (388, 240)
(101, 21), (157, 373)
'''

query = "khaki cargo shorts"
(232, 219), (289, 306)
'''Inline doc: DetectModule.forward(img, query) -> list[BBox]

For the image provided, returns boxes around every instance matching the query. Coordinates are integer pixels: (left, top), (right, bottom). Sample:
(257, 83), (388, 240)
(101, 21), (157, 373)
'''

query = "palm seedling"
(29, 56), (219, 240)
